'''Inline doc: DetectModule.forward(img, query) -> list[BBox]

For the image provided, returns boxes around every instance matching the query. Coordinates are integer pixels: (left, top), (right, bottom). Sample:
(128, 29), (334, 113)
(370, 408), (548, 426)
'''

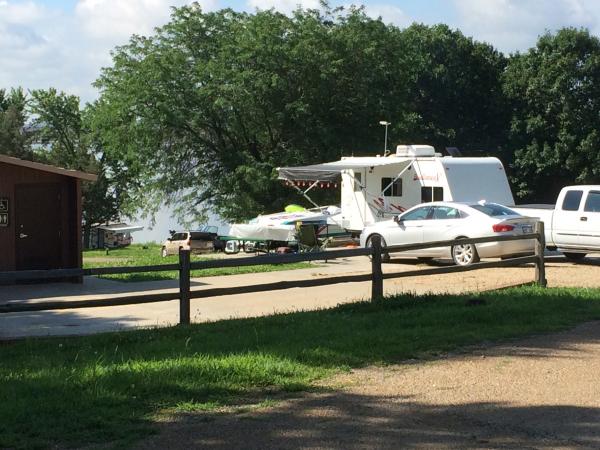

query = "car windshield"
(470, 203), (519, 217)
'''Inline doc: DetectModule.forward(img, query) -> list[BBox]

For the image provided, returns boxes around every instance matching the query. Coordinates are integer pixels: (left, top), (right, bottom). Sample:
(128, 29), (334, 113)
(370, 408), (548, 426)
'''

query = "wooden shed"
(0, 154), (97, 275)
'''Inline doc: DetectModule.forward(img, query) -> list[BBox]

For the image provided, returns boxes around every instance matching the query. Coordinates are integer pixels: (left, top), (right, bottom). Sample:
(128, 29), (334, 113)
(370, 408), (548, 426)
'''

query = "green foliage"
(2, 286), (600, 448)
(504, 28), (600, 201)
(92, 5), (507, 222)
(27, 89), (132, 236)
(0, 87), (32, 159)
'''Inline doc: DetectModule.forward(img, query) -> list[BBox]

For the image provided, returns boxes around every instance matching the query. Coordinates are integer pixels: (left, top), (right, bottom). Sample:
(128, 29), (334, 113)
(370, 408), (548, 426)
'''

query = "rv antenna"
(379, 121), (391, 156)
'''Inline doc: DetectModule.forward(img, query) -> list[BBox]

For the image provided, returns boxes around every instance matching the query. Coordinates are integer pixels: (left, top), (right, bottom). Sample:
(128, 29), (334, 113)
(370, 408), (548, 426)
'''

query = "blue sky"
(2, 0), (600, 239)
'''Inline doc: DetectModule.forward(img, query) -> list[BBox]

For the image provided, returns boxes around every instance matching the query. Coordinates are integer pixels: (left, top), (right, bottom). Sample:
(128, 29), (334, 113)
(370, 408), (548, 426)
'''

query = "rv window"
(381, 177), (402, 196)
(421, 187), (443, 203)
(562, 190), (583, 211)
(584, 191), (600, 212)
(354, 172), (362, 192)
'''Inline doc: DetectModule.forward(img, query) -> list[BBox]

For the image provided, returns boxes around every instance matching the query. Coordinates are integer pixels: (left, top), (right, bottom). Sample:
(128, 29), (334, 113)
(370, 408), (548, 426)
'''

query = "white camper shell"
(278, 145), (514, 232)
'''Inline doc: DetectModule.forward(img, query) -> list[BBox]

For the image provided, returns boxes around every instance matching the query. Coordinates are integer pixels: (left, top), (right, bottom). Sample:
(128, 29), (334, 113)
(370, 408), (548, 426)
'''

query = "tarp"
(228, 224), (295, 242)
(277, 158), (408, 182)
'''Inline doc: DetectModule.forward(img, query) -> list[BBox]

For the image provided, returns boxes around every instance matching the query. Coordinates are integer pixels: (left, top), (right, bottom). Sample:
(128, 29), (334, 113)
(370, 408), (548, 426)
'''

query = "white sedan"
(360, 201), (537, 265)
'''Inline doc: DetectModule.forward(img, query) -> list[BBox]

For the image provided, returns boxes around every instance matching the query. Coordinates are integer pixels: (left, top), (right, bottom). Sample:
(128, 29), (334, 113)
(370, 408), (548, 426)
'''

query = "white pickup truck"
(513, 186), (600, 261)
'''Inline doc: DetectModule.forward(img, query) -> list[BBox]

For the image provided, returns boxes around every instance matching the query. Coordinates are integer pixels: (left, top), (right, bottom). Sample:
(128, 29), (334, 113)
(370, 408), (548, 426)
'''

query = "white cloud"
(246, 0), (320, 14)
(0, 0), (218, 102)
(363, 4), (411, 27)
(453, 0), (598, 53)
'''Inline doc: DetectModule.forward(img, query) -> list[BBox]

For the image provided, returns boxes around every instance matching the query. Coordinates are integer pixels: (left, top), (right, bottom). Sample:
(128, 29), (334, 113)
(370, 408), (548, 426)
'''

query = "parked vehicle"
(161, 226), (220, 257)
(278, 144), (515, 233)
(360, 201), (537, 265)
(513, 186), (600, 260)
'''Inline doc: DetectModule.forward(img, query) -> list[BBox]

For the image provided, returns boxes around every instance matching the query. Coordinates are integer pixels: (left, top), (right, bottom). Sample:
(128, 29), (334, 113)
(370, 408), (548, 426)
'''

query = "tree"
(0, 87), (33, 159)
(29, 89), (128, 244)
(504, 28), (600, 202)
(93, 5), (510, 222)
(396, 24), (509, 155)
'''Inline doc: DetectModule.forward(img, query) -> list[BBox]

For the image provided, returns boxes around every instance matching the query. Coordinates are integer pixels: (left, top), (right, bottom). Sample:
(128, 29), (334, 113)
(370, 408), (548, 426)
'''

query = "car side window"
(401, 206), (431, 221)
(562, 190), (583, 211)
(431, 206), (461, 220)
(172, 233), (187, 241)
(584, 191), (600, 212)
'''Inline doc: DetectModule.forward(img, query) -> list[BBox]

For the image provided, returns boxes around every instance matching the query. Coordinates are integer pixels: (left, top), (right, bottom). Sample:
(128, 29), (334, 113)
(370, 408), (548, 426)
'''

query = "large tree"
(28, 89), (129, 242)
(396, 24), (509, 155)
(93, 5), (509, 222)
(504, 28), (600, 202)
(0, 87), (33, 159)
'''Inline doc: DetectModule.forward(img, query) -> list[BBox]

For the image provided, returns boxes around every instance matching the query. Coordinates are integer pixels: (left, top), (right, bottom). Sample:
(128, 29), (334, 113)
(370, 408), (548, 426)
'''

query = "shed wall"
(0, 162), (81, 272)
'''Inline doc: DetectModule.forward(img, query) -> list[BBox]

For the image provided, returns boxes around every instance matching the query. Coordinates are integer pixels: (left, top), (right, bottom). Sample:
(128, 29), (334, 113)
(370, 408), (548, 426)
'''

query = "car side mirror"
(394, 215), (402, 224)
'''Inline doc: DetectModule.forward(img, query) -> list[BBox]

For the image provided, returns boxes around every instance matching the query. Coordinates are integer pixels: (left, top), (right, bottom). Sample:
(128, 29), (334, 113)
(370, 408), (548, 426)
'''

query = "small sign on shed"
(0, 198), (8, 227)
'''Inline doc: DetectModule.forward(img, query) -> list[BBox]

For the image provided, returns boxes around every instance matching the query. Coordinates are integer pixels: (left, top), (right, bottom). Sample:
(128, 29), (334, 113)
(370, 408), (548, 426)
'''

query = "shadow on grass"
(2, 287), (600, 448)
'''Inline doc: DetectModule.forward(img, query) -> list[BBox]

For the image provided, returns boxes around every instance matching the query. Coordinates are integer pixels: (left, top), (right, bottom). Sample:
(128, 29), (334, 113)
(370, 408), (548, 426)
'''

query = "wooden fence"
(0, 222), (546, 324)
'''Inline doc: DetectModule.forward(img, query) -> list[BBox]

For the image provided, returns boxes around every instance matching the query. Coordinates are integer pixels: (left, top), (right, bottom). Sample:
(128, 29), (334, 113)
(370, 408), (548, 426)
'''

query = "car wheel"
(367, 234), (391, 263)
(451, 239), (480, 266)
(161, 247), (168, 258)
(563, 252), (586, 261)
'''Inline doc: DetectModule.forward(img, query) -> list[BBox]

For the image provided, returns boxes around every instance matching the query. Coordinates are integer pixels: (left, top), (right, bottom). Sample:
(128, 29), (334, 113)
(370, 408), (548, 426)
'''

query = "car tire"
(367, 234), (391, 263)
(563, 252), (586, 261)
(161, 247), (168, 258)
(451, 239), (480, 266)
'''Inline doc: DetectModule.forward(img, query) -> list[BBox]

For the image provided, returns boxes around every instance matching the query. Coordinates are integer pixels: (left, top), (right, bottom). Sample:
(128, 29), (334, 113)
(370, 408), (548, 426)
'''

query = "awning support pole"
(291, 183), (321, 209)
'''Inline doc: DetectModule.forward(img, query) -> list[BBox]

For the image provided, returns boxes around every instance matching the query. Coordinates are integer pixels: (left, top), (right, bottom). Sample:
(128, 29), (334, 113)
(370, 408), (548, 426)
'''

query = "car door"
(580, 190), (600, 250)
(554, 189), (584, 248)
(421, 206), (464, 257)
(387, 206), (431, 253)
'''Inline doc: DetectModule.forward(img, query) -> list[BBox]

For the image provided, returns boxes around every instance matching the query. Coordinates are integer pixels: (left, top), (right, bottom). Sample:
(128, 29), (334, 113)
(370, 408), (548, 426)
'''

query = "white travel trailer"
(278, 144), (514, 233)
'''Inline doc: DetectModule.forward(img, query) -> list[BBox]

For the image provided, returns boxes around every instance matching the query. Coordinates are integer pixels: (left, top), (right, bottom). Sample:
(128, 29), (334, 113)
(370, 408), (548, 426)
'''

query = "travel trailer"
(277, 144), (515, 233)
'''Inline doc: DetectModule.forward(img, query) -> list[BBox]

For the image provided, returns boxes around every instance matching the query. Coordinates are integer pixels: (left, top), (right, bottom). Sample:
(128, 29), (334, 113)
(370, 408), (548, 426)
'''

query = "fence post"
(371, 235), (384, 301)
(534, 221), (547, 287)
(179, 249), (191, 324)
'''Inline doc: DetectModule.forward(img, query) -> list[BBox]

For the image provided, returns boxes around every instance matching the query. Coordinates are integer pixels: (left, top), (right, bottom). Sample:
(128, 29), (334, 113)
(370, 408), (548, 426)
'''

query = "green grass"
(83, 244), (314, 282)
(3, 286), (600, 448)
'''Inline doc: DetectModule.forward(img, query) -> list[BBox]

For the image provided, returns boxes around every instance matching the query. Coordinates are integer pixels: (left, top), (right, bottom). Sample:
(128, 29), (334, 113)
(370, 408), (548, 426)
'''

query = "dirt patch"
(138, 321), (600, 450)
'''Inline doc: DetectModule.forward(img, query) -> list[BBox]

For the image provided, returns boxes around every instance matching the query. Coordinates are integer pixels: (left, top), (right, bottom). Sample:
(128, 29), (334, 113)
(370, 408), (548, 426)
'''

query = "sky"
(2, 0), (600, 240)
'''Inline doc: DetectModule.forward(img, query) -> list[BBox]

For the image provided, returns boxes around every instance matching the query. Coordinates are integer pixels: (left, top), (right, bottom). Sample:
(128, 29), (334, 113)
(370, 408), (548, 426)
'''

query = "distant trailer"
(278, 144), (514, 233)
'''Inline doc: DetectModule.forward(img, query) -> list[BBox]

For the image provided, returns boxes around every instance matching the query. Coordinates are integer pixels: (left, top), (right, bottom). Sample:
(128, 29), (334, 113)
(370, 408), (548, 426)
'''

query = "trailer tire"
(367, 234), (391, 263)
(563, 252), (586, 261)
(451, 238), (479, 266)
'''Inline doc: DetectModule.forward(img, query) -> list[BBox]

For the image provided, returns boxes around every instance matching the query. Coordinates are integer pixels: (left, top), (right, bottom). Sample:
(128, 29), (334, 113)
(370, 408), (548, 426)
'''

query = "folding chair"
(295, 223), (330, 253)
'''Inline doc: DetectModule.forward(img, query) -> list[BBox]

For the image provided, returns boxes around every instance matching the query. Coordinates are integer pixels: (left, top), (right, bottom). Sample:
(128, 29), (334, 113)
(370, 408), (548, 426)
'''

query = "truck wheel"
(367, 234), (391, 263)
(563, 252), (586, 261)
(161, 247), (168, 258)
(451, 239), (480, 266)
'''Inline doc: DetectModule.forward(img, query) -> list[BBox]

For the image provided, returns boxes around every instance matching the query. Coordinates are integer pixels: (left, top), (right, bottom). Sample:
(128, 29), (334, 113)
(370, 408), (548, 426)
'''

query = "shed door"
(15, 183), (62, 270)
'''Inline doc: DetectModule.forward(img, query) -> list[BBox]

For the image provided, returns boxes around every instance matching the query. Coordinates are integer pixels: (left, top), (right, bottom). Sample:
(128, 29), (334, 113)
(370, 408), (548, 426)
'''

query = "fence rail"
(0, 222), (547, 323)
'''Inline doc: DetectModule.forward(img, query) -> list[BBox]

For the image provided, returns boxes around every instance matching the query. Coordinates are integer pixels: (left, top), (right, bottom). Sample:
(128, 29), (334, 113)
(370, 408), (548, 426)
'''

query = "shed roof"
(0, 154), (98, 181)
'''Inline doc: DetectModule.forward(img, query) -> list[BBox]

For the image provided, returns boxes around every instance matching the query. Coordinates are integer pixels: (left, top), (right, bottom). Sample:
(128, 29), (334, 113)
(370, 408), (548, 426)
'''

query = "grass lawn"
(83, 244), (314, 282)
(2, 286), (600, 448)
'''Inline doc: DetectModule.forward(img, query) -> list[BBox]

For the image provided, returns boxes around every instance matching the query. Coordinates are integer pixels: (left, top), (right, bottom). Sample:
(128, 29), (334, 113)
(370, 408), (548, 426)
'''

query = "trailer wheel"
(563, 252), (586, 261)
(451, 238), (479, 266)
(367, 234), (391, 263)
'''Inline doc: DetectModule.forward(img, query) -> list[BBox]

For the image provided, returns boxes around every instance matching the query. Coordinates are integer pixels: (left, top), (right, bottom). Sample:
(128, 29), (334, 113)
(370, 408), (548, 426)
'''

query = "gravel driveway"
(139, 321), (600, 449)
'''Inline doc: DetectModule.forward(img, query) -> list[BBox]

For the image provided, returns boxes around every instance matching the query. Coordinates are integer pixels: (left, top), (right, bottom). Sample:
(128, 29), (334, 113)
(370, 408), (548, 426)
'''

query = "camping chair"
(295, 223), (330, 253)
